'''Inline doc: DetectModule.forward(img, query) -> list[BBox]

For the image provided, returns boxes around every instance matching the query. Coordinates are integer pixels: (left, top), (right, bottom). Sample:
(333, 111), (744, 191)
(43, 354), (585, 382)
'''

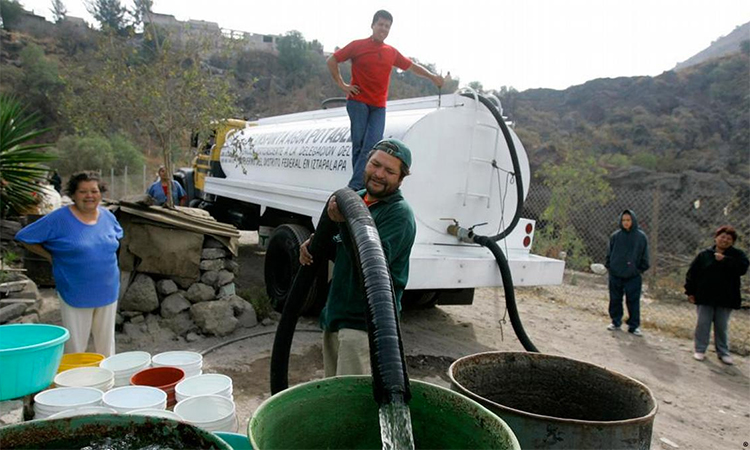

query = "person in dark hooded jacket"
(605, 209), (650, 336)
(685, 225), (748, 365)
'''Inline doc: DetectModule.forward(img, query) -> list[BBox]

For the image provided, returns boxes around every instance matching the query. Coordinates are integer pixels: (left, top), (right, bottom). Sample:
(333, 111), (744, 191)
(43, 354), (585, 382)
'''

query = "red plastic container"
(130, 366), (185, 408)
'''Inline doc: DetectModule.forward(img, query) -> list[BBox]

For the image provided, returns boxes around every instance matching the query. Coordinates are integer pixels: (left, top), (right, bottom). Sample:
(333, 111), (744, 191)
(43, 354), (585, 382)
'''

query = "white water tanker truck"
(183, 89), (565, 314)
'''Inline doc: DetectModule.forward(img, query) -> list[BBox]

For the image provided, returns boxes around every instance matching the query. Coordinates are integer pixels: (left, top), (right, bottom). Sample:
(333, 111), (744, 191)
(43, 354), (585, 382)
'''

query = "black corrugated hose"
(270, 204), (337, 395)
(459, 91), (524, 241)
(473, 234), (539, 353)
(270, 188), (410, 406)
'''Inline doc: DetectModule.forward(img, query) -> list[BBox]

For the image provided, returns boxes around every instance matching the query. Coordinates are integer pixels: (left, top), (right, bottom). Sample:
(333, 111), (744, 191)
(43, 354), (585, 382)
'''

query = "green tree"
(535, 146), (613, 269)
(52, 134), (115, 174)
(468, 81), (484, 92)
(277, 30), (315, 74)
(62, 31), (238, 206)
(50, 0), (67, 23)
(0, 95), (57, 217)
(85, 0), (126, 32)
(19, 43), (64, 126)
(129, 0), (152, 28)
(0, 0), (24, 31)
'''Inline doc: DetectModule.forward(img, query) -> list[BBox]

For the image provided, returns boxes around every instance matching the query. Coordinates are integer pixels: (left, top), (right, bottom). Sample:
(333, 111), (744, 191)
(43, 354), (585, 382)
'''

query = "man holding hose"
(300, 138), (416, 376)
(327, 9), (443, 190)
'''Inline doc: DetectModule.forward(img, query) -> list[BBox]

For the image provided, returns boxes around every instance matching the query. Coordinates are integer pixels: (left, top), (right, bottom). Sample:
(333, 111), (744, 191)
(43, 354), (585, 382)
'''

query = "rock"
(115, 313), (124, 326)
(226, 295), (250, 315)
(224, 259), (239, 274)
(203, 236), (224, 248)
(0, 303), (28, 324)
(590, 263), (607, 275)
(160, 293), (191, 318)
(186, 283), (215, 303)
(217, 270), (235, 287)
(190, 301), (238, 336)
(202, 248), (228, 260)
(185, 332), (201, 342)
(269, 311), (282, 321)
(123, 322), (146, 340)
(199, 259), (225, 272)
(130, 314), (145, 324)
(156, 279), (178, 296)
(162, 311), (198, 336)
(0, 399), (24, 425)
(145, 314), (162, 335)
(217, 283), (236, 299)
(201, 270), (220, 287)
(261, 317), (273, 326)
(237, 307), (258, 328)
(119, 274), (159, 313)
(120, 310), (143, 318)
(9, 313), (39, 324)
(659, 437), (679, 448)
(171, 276), (195, 290)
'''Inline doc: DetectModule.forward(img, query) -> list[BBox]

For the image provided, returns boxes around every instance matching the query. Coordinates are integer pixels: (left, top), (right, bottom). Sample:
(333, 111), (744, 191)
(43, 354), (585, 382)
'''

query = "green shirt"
(319, 189), (416, 332)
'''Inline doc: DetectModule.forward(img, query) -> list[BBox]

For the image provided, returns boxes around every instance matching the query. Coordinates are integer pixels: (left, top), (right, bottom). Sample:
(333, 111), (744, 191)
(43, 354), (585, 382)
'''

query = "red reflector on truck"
(523, 236), (531, 247)
(525, 223), (533, 234)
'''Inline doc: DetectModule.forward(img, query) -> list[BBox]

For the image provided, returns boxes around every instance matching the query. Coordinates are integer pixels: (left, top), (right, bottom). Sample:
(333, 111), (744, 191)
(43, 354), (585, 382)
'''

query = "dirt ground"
(37, 231), (749, 449)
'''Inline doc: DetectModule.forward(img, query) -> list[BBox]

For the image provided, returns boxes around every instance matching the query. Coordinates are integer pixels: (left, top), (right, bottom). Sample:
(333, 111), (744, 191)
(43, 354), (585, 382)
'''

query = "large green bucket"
(249, 376), (520, 449)
(0, 414), (231, 449)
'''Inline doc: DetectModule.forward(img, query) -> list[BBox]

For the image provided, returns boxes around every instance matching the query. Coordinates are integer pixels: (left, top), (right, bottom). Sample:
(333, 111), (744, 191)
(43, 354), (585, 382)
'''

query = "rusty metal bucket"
(449, 352), (657, 450)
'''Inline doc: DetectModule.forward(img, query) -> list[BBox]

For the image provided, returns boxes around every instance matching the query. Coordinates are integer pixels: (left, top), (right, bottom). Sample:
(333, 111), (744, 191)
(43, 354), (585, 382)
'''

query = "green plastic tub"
(215, 432), (254, 450)
(0, 324), (69, 401)
(249, 376), (520, 449)
(0, 414), (231, 449)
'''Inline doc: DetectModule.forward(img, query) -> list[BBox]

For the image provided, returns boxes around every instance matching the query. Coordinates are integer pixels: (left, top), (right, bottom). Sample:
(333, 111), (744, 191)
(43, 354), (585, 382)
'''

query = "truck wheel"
(264, 224), (325, 316)
(401, 290), (439, 310)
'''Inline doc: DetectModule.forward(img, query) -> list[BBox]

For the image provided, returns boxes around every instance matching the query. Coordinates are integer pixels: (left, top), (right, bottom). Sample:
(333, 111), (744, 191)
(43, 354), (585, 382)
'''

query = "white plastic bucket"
(46, 406), (117, 419)
(127, 409), (184, 421)
(102, 386), (167, 414)
(152, 351), (203, 378)
(34, 387), (103, 419)
(175, 374), (233, 402)
(174, 395), (236, 432)
(100, 351), (151, 387)
(54, 367), (115, 391)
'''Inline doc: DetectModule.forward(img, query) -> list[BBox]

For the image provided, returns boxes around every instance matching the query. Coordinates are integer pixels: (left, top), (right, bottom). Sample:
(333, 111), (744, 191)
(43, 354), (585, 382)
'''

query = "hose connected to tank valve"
(271, 189), (410, 406)
(447, 222), (539, 352)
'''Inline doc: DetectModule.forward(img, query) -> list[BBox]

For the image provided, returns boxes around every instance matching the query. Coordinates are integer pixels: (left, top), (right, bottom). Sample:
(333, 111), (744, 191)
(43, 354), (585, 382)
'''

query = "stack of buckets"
(34, 350), (237, 434)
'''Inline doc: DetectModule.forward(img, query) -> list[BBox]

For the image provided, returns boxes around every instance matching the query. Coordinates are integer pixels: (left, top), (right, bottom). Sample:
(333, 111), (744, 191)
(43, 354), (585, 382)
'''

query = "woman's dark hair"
(715, 225), (737, 242)
(65, 171), (107, 196)
(372, 10), (393, 26)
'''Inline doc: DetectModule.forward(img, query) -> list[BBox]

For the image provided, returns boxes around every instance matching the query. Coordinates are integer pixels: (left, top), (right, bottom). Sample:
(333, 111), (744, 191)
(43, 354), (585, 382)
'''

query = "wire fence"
(58, 166), (152, 201)
(523, 183), (750, 355)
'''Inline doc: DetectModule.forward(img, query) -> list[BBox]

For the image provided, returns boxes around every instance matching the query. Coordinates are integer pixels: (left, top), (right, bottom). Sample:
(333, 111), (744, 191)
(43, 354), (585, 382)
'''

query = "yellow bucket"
(57, 353), (105, 373)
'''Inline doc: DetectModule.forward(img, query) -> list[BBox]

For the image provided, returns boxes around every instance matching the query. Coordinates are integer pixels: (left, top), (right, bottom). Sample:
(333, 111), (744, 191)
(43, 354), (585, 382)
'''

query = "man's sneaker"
(629, 328), (643, 337)
(607, 324), (620, 331)
(719, 355), (734, 365)
(693, 352), (705, 361)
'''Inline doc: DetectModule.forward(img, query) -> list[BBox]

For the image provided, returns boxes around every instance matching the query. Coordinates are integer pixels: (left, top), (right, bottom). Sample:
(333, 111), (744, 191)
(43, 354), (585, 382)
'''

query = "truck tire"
(401, 290), (439, 310)
(264, 224), (326, 315)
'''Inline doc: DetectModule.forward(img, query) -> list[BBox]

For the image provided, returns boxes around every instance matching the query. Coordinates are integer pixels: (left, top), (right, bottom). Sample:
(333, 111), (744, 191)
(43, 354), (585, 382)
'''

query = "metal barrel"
(449, 352), (657, 450)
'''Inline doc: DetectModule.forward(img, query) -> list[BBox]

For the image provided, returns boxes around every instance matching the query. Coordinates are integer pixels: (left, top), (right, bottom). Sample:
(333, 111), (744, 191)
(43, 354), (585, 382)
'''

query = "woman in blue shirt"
(16, 171), (123, 357)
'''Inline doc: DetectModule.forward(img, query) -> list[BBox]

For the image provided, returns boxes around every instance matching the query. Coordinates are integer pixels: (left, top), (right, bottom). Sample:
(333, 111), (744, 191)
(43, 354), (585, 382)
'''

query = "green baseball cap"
(372, 138), (412, 172)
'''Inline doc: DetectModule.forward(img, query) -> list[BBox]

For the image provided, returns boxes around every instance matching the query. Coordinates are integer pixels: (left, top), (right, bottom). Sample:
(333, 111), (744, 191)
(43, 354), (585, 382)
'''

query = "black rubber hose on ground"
(333, 188), (411, 406)
(270, 207), (337, 395)
(459, 92), (524, 241)
(473, 234), (539, 353)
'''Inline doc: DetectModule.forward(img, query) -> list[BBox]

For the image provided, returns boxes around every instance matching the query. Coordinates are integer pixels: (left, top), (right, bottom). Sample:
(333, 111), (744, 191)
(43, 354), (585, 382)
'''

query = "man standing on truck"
(605, 209), (650, 336)
(327, 9), (444, 190)
(299, 138), (416, 376)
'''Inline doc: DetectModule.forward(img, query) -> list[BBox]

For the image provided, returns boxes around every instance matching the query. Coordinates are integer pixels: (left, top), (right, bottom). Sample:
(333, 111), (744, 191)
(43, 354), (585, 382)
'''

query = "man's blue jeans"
(608, 274), (642, 331)
(346, 99), (385, 190)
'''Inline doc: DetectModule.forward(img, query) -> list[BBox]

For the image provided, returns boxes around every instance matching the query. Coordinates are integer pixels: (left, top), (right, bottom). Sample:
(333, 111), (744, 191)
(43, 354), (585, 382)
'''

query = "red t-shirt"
(334, 38), (412, 108)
